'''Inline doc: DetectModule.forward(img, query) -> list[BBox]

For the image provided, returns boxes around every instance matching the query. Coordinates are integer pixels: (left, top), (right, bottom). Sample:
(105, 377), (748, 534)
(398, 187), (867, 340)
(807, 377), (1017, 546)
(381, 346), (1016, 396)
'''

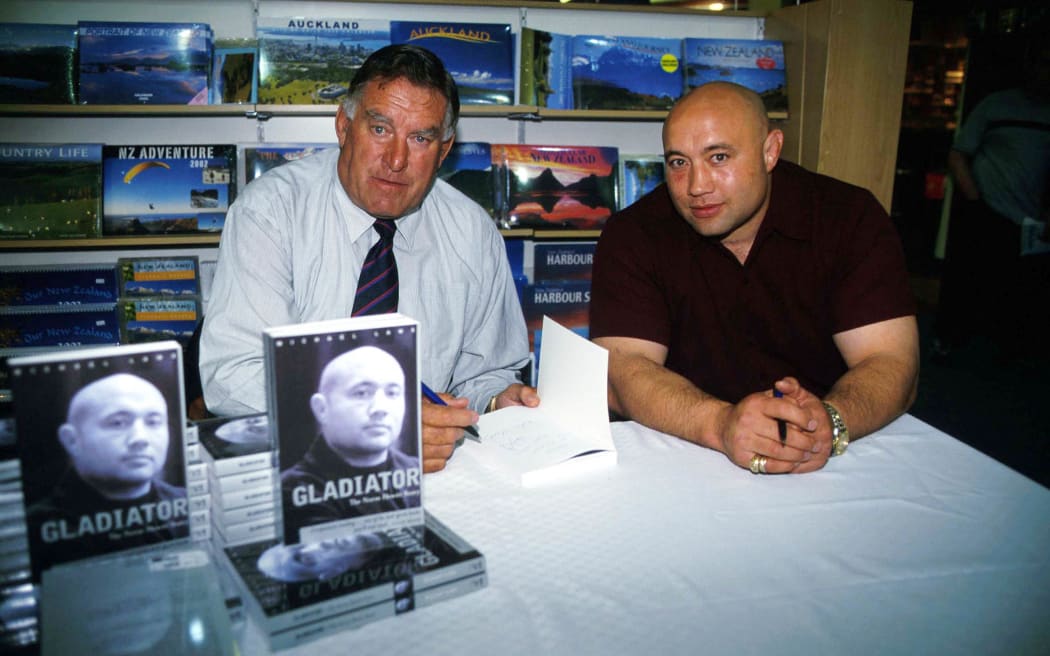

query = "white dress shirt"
(200, 148), (529, 416)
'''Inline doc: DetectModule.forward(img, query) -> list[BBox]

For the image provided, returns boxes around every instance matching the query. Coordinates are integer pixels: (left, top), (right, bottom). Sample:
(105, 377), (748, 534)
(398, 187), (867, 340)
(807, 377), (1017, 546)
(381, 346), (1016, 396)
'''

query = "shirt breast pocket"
(414, 278), (468, 389)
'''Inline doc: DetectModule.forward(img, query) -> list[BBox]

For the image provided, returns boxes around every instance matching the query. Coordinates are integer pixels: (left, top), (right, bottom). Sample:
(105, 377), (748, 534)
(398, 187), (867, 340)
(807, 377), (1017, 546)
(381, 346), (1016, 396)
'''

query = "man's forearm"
(823, 351), (918, 442)
(606, 350), (729, 451)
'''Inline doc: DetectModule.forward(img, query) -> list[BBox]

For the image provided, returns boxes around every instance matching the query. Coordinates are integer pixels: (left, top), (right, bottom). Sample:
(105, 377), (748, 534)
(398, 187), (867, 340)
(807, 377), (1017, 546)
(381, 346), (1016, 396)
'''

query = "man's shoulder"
(773, 160), (882, 213)
(604, 183), (678, 235)
(238, 148), (337, 201)
(425, 179), (497, 230)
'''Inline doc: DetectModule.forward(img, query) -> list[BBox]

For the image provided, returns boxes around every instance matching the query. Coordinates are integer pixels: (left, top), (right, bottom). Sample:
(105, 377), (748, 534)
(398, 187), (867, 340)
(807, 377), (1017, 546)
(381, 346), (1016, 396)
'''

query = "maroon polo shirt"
(590, 160), (915, 402)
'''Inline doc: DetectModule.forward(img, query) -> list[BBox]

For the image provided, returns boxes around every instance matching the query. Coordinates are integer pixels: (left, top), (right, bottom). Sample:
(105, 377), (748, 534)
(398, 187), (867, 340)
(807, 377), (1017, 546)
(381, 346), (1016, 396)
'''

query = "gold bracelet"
(487, 395), (498, 413)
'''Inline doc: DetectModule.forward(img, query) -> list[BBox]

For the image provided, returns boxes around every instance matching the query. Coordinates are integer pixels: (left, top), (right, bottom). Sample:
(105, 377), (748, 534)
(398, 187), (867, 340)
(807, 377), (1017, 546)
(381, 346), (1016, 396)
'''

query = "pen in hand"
(420, 382), (481, 442)
(773, 389), (787, 445)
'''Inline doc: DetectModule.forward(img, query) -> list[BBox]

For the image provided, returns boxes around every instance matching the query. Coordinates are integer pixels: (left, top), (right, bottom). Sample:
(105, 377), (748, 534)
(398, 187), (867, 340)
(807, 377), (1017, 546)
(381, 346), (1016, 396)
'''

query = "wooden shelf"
(0, 104), (786, 122)
(0, 229), (603, 250)
(0, 235), (222, 250)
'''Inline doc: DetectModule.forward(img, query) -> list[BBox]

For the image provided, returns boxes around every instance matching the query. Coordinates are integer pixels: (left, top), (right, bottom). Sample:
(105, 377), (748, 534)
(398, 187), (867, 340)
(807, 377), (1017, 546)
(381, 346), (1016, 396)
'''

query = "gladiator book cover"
(0, 265), (118, 306)
(257, 17), (390, 105)
(239, 142), (337, 187)
(118, 296), (201, 347)
(620, 154), (665, 209)
(219, 511), (485, 649)
(8, 341), (189, 581)
(264, 314), (424, 546)
(495, 144), (619, 230)
(571, 35), (684, 111)
(102, 144), (236, 236)
(0, 23), (77, 104)
(518, 27), (573, 109)
(0, 143), (102, 240)
(437, 141), (497, 218)
(77, 21), (212, 105)
(683, 38), (787, 114)
(117, 256), (200, 298)
(391, 21), (513, 105)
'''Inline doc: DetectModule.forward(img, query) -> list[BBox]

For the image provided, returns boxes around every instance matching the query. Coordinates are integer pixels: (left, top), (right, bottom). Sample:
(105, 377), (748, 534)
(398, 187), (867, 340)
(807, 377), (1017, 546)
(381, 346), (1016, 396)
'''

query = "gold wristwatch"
(822, 401), (850, 456)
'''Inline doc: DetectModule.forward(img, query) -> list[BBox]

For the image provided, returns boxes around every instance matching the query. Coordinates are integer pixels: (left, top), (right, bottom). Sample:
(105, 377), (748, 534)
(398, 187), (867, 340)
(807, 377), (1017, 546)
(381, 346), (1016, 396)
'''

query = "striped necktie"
(351, 219), (398, 316)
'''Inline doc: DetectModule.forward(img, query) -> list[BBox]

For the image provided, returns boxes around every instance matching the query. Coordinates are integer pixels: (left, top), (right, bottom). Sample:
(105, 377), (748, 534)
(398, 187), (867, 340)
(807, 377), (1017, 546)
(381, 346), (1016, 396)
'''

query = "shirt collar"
(331, 171), (423, 250)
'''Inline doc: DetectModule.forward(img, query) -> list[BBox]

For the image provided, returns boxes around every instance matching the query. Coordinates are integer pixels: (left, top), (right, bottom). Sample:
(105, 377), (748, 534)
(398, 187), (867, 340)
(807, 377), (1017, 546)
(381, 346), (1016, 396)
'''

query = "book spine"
(267, 599), (396, 650)
(414, 553), (485, 589)
(204, 449), (274, 478)
(414, 571), (487, 609)
(209, 466), (274, 495)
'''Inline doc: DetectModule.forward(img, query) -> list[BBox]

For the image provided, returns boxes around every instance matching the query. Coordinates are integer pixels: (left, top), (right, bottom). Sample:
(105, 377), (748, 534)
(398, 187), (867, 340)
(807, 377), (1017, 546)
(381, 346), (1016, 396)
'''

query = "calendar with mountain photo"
(495, 144), (618, 230)
(571, 35), (683, 111)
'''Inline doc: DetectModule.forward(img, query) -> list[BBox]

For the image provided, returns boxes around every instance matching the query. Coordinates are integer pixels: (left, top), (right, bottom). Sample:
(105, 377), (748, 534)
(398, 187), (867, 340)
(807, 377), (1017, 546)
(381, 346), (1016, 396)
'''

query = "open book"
(471, 316), (616, 486)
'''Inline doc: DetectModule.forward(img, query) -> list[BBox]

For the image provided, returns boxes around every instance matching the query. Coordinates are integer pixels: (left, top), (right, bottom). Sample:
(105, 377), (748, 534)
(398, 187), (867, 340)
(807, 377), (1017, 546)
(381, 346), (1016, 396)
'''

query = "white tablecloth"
(248, 415), (1050, 655)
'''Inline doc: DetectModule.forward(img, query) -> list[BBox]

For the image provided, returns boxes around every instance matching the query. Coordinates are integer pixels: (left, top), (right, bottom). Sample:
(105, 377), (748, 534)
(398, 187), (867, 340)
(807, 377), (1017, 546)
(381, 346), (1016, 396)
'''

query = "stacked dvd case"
(0, 392), (36, 652)
(218, 511), (486, 650)
(192, 414), (278, 548)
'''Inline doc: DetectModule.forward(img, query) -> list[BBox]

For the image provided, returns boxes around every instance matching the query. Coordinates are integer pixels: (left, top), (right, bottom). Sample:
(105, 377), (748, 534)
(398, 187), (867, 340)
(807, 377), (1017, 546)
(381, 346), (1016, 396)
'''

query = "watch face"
(832, 435), (848, 456)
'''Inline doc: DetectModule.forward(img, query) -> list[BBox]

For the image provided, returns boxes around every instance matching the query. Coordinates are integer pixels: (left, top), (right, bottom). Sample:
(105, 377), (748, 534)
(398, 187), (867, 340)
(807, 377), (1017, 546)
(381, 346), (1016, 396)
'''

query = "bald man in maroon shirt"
(590, 82), (919, 474)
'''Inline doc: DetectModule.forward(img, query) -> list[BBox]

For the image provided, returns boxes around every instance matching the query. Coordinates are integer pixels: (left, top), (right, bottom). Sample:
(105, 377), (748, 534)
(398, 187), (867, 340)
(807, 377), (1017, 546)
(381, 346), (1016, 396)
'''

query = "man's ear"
(57, 424), (78, 455)
(335, 105), (351, 147)
(764, 129), (784, 172)
(437, 135), (455, 167)
(309, 393), (328, 425)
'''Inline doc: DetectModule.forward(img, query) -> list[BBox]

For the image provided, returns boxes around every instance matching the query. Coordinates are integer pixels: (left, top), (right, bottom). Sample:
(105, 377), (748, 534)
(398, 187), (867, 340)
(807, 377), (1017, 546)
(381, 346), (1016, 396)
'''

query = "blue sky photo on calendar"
(102, 144), (235, 235)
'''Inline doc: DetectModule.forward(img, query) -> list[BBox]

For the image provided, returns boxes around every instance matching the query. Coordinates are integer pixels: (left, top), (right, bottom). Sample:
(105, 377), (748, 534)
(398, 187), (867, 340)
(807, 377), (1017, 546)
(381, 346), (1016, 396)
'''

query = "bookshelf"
(1, 0), (910, 260)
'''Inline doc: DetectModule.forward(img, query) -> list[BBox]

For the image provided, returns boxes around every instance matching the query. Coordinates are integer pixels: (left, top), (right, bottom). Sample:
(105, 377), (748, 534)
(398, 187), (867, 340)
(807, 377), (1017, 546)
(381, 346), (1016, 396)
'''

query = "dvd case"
(264, 314), (424, 545)
(9, 341), (190, 580)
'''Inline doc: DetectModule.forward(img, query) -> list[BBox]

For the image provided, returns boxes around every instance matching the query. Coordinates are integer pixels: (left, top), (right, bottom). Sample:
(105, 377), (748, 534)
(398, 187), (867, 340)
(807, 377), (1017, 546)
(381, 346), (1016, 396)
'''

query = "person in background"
(201, 45), (538, 472)
(590, 82), (919, 474)
(932, 40), (1050, 360)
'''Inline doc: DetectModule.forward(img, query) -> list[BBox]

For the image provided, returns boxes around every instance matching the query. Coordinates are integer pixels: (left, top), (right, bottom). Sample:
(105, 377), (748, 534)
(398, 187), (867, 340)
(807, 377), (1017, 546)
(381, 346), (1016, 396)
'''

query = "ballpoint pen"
(773, 388), (787, 445)
(421, 382), (481, 441)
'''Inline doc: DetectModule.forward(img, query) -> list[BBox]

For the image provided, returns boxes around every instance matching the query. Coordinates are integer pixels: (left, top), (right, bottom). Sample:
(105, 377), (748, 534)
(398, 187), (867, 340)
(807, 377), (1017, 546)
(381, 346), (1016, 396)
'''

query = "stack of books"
(0, 264), (120, 354)
(218, 511), (486, 650)
(0, 392), (35, 652)
(115, 256), (203, 350)
(192, 414), (278, 549)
